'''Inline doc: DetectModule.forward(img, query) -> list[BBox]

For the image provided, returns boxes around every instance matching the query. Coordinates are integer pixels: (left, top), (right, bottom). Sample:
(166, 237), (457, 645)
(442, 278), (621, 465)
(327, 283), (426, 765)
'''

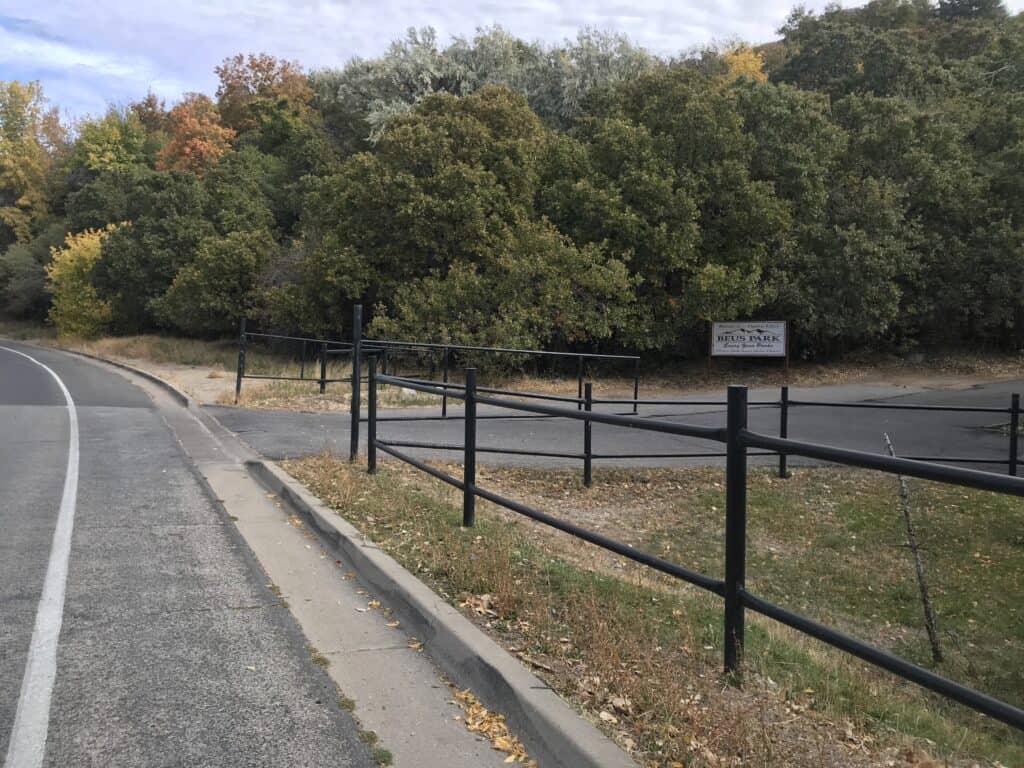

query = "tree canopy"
(2, 4), (1023, 356)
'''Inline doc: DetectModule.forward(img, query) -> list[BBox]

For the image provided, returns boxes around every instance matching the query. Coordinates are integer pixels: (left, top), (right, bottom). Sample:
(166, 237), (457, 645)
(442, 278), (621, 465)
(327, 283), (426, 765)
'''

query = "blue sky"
(3, 1), (1023, 120)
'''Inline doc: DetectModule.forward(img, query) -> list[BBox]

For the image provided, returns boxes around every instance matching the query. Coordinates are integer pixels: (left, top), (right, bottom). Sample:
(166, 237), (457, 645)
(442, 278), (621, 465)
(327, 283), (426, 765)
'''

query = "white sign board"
(711, 321), (787, 358)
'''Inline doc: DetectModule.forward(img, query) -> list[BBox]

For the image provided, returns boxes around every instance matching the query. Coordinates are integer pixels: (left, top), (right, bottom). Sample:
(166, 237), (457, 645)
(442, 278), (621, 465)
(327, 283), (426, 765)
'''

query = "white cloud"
(0, 26), (150, 80)
(3, 0), (1024, 117)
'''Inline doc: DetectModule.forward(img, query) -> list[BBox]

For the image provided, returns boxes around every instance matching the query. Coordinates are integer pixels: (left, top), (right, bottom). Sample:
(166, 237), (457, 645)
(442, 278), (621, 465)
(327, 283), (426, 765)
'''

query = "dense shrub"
(45, 227), (116, 338)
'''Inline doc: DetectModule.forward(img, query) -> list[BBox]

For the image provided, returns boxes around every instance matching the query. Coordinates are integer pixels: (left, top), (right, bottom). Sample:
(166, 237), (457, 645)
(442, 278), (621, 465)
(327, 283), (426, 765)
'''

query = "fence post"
(350, 304), (363, 462)
(1010, 393), (1020, 477)
(779, 385), (789, 479)
(632, 358), (640, 415)
(234, 317), (247, 404)
(463, 368), (477, 527)
(367, 353), (377, 475)
(319, 340), (327, 394)
(724, 385), (749, 676)
(577, 358), (585, 411)
(442, 346), (450, 418)
(300, 339), (306, 380)
(584, 382), (593, 487)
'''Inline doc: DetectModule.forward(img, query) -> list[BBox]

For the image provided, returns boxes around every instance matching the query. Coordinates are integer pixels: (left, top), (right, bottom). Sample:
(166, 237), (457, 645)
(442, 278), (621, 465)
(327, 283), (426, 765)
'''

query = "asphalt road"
(0, 343), (374, 767)
(209, 378), (1023, 474)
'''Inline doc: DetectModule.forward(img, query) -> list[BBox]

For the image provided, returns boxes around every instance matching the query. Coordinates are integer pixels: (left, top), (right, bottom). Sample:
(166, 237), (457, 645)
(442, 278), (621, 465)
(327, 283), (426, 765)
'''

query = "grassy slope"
(285, 457), (1023, 767)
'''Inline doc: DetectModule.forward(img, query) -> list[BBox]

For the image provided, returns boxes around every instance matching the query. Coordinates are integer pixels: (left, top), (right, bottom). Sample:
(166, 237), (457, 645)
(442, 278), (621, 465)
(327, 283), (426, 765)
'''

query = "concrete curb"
(247, 458), (636, 768)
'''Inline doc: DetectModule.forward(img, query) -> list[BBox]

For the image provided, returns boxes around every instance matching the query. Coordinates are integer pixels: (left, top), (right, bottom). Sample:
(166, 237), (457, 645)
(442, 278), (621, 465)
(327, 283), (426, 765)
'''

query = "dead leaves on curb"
(452, 688), (536, 766)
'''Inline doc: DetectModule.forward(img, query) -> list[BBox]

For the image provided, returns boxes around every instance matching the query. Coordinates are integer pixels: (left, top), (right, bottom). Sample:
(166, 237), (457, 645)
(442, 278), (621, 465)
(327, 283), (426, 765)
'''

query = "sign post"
(709, 321), (789, 381)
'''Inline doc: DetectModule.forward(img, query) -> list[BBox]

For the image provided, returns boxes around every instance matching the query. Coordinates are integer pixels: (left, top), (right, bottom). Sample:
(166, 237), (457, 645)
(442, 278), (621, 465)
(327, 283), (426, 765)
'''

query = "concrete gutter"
(248, 458), (636, 768)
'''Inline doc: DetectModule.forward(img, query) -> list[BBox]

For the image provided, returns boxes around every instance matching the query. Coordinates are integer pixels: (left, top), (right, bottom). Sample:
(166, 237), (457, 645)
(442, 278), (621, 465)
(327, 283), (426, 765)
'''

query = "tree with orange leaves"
(156, 93), (234, 175)
(215, 53), (312, 132)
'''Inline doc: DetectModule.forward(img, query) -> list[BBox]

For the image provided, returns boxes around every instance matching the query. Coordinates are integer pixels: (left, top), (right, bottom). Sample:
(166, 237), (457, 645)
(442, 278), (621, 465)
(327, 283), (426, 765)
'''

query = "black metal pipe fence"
(366, 373), (1021, 479)
(234, 318), (355, 403)
(235, 306), (643, 458)
(364, 361), (1024, 731)
(236, 312), (1021, 478)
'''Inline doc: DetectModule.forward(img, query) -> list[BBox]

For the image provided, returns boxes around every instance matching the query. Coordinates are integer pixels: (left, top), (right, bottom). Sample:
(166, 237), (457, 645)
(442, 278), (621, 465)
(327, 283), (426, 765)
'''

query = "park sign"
(711, 321), (788, 358)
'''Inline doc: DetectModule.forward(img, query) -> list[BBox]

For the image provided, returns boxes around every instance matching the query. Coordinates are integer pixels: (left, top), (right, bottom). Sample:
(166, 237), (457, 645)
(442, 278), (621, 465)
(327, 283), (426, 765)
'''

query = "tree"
(91, 170), (213, 330)
(537, 120), (700, 349)
(156, 93), (235, 175)
(730, 79), (909, 353)
(299, 86), (554, 315)
(722, 44), (769, 83)
(69, 107), (150, 173)
(0, 219), (65, 318)
(372, 220), (633, 350)
(309, 26), (655, 150)
(156, 228), (278, 335)
(45, 226), (116, 337)
(65, 165), (152, 232)
(202, 146), (278, 235)
(0, 81), (66, 248)
(573, 67), (790, 349)
(215, 53), (312, 133)
(233, 97), (339, 235)
(130, 92), (169, 133)
(285, 85), (638, 342)
(937, 0), (1008, 20)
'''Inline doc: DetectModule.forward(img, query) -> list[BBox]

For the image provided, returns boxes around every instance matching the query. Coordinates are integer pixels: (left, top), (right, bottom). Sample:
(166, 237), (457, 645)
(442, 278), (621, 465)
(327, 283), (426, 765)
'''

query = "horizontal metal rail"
(788, 399), (1010, 414)
(469, 483), (725, 595)
(388, 376), (584, 404)
(364, 338), (640, 362)
(386, 379), (769, 409)
(367, 409), (743, 424)
(377, 439), (585, 460)
(899, 455), (1009, 465)
(743, 431), (1024, 497)
(378, 374), (465, 401)
(741, 590), (1024, 730)
(371, 413), (574, 423)
(473, 393), (727, 442)
(240, 374), (352, 383)
(375, 442), (465, 490)
(379, 373), (729, 440)
(591, 451), (777, 459)
(590, 398), (779, 407)
(244, 331), (332, 344)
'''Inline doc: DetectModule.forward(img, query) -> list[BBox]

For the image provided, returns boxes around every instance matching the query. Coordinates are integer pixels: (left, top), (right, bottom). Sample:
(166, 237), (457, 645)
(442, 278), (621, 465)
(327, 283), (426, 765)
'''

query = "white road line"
(2, 347), (79, 768)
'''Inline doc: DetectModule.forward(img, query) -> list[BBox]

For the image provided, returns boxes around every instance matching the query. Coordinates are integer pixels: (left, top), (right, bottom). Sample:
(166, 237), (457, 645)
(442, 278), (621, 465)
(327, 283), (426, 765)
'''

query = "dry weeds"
(283, 455), (1021, 767)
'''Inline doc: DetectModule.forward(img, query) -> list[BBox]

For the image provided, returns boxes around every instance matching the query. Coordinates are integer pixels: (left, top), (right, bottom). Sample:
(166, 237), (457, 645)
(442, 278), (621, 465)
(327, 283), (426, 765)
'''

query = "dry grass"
(4, 323), (1020, 410)
(0, 319), (57, 341)
(284, 455), (1022, 767)
(222, 371), (438, 411)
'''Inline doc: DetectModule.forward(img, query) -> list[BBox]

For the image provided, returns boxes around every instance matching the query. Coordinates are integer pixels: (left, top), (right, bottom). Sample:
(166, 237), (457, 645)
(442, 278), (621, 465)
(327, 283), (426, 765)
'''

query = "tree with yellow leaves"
(46, 226), (117, 338)
(0, 80), (67, 248)
(722, 44), (768, 83)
